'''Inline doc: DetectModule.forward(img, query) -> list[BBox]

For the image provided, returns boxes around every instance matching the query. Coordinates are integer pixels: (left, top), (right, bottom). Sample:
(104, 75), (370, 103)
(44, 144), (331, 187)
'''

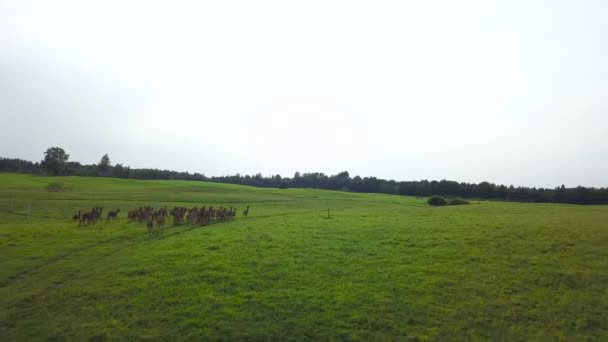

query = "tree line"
(0, 148), (205, 181)
(1, 147), (607, 205)
(209, 172), (608, 205)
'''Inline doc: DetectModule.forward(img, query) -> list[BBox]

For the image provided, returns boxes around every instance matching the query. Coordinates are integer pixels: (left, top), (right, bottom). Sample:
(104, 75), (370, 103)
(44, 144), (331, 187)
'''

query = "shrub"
(448, 199), (470, 205)
(46, 182), (68, 192)
(427, 196), (447, 206)
(278, 182), (289, 189)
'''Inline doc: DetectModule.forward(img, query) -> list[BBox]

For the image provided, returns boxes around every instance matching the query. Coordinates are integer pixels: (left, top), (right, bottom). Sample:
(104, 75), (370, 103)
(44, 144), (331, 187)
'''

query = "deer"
(72, 210), (81, 222)
(243, 205), (250, 217)
(79, 211), (95, 225)
(107, 209), (120, 221)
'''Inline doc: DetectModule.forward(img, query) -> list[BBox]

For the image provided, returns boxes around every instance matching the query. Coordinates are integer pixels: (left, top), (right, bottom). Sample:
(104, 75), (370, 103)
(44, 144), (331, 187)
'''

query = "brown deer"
(80, 211), (94, 225)
(154, 210), (166, 234)
(72, 210), (81, 222)
(107, 209), (120, 221)
(146, 219), (154, 234)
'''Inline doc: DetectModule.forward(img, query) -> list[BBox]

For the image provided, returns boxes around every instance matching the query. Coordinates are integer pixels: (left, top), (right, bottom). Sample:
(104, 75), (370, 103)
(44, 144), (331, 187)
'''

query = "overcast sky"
(1, 1), (607, 187)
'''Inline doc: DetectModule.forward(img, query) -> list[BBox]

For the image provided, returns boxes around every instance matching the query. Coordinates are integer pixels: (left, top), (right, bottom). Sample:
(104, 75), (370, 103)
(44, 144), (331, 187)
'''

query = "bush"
(46, 182), (68, 192)
(448, 199), (470, 205)
(427, 196), (447, 206)
(278, 182), (289, 189)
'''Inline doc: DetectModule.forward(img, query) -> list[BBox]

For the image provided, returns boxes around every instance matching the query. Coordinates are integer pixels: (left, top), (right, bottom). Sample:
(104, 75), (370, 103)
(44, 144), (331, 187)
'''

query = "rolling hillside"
(1, 174), (607, 340)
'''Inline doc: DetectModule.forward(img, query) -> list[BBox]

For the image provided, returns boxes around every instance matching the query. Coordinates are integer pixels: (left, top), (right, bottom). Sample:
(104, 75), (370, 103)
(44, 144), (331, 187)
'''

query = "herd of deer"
(72, 205), (250, 235)
(72, 207), (120, 225)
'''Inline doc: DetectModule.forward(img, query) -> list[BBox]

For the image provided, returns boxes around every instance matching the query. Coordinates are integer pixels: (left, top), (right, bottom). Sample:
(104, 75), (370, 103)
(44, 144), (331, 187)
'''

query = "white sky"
(1, 1), (607, 187)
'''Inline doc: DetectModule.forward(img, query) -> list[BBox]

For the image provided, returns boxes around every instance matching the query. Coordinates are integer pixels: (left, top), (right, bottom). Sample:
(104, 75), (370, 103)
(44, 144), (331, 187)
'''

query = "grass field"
(1, 173), (607, 340)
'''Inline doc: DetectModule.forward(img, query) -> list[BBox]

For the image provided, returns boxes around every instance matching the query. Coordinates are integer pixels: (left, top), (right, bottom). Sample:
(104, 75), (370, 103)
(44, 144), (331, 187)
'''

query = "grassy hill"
(1, 173), (607, 340)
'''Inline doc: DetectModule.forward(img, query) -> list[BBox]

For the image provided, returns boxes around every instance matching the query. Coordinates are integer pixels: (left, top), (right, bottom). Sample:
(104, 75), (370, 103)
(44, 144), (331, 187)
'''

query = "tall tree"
(98, 154), (111, 174)
(41, 147), (69, 176)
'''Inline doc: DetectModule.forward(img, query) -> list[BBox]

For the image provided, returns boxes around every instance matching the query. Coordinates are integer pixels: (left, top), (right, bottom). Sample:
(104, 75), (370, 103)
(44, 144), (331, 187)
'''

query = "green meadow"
(1, 173), (607, 340)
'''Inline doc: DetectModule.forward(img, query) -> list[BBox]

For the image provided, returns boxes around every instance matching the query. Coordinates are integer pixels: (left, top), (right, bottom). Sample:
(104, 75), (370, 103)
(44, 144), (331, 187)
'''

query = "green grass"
(1, 173), (607, 340)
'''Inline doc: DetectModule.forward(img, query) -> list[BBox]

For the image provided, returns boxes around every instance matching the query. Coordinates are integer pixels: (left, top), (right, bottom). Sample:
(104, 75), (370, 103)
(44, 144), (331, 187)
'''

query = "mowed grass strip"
(0, 174), (607, 340)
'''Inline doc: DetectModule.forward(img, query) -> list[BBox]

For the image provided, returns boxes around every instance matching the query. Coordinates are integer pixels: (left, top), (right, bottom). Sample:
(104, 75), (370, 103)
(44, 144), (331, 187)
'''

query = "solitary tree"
(41, 147), (69, 176)
(98, 154), (111, 174)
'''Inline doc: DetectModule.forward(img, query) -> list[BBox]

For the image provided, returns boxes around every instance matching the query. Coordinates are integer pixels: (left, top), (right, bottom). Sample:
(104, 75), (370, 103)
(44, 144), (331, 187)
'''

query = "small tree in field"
(427, 196), (447, 206)
(448, 198), (470, 205)
(41, 147), (69, 176)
